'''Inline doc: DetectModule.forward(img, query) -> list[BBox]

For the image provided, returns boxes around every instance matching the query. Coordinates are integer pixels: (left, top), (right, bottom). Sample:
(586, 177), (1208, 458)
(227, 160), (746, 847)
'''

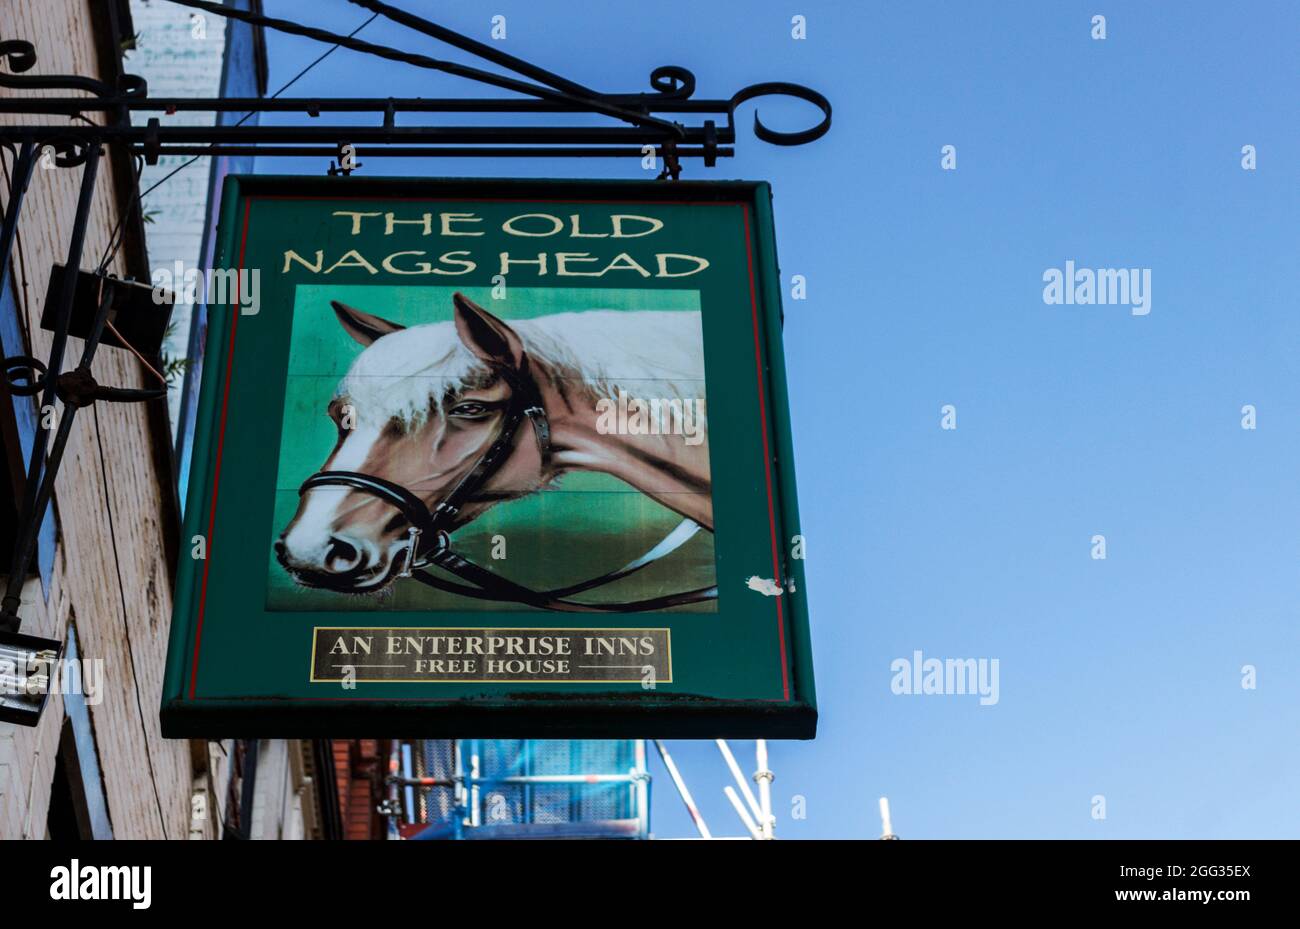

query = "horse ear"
(331, 300), (405, 346)
(452, 292), (525, 369)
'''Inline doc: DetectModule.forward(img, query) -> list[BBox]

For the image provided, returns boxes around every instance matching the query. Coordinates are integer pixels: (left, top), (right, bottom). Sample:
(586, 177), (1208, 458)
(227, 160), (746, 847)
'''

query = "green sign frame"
(161, 176), (815, 738)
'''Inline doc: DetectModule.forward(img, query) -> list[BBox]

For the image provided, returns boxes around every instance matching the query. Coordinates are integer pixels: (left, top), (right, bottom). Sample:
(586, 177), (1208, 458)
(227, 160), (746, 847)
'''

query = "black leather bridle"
(297, 357), (718, 612)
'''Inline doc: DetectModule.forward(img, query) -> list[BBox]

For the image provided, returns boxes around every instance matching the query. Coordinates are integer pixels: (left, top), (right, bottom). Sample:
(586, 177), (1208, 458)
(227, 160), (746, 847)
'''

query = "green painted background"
(268, 284), (716, 613)
(161, 177), (815, 736)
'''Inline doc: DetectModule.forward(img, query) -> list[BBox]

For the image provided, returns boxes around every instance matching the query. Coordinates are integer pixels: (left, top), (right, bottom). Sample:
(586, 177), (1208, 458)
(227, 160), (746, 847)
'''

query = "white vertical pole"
(654, 739), (712, 839)
(633, 739), (650, 839)
(469, 741), (482, 828)
(879, 796), (898, 839)
(401, 743), (415, 825)
(754, 740), (774, 839)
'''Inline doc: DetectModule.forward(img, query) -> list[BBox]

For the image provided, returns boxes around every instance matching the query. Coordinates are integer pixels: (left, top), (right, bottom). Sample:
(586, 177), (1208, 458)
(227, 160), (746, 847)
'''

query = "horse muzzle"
(274, 521), (445, 593)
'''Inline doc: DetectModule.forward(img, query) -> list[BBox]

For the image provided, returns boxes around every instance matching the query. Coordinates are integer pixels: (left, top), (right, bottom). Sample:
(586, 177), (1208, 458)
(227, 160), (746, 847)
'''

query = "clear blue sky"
(255, 0), (1299, 838)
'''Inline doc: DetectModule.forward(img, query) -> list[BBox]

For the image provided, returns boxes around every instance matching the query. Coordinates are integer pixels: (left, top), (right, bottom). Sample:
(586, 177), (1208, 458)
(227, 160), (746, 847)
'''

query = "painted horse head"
(275, 293), (552, 591)
(275, 292), (713, 593)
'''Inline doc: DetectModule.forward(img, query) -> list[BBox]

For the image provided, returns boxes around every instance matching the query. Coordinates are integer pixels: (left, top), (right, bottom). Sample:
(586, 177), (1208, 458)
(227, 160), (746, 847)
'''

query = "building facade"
(0, 0), (336, 841)
(2, 2), (657, 842)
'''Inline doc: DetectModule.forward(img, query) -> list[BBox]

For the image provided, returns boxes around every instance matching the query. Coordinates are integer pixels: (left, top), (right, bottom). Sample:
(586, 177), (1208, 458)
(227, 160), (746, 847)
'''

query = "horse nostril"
(324, 536), (362, 572)
(274, 538), (287, 558)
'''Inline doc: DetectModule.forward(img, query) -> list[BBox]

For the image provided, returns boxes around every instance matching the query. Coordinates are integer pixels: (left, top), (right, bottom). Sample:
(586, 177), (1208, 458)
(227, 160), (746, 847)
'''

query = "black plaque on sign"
(310, 627), (672, 684)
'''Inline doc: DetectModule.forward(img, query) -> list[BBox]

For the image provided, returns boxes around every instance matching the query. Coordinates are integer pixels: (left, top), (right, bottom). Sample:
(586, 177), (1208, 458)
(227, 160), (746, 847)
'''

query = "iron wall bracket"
(0, 4), (831, 726)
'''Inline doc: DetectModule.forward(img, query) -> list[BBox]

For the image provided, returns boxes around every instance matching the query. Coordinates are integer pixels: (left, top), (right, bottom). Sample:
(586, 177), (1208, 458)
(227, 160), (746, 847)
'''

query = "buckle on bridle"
(397, 526), (422, 578)
(398, 525), (449, 577)
(522, 405), (551, 462)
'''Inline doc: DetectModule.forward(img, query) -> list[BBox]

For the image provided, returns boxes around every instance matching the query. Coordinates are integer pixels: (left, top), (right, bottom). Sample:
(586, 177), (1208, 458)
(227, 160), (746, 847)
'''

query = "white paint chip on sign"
(746, 576), (783, 597)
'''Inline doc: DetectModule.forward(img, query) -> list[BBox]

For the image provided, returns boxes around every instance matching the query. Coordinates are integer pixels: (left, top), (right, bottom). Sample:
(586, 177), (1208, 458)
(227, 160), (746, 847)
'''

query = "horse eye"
(449, 401), (490, 420)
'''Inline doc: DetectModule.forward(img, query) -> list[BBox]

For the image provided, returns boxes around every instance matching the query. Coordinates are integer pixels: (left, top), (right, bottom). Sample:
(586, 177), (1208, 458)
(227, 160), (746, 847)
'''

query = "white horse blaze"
(281, 424), (386, 570)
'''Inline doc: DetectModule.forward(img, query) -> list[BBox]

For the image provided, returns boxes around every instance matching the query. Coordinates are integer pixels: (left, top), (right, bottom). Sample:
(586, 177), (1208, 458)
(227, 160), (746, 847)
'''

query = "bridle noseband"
(297, 356), (718, 612)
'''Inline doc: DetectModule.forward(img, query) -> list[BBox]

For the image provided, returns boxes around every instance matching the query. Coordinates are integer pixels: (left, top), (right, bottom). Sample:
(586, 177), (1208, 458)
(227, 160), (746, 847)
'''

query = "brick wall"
(334, 739), (384, 841)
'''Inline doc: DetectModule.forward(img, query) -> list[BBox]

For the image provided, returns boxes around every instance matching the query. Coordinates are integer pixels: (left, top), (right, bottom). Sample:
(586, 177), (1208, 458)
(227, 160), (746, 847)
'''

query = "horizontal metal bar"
(477, 773), (638, 785)
(450, 819), (644, 840)
(0, 124), (714, 144)
(0, 95), (739, 116)
(125, 145), (732, 159)
(393, 771), (642, 789)
(389, 777), (455, 788)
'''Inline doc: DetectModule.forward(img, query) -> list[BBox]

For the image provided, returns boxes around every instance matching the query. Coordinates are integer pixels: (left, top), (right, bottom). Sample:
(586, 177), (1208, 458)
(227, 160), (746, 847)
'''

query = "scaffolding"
(386, 739), (648, 840)
(382, 739), (790, 840)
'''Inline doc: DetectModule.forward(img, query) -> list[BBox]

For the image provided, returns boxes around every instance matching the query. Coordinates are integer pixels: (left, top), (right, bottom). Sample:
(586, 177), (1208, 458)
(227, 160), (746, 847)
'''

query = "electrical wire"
(165, 0), (682, 135)
(94, 11), (380, 283)
(106, 318), (166, 383)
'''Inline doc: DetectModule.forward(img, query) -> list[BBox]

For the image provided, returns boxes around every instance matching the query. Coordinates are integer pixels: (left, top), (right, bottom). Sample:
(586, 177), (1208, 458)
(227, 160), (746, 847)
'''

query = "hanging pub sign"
(160, 176), (815, 738)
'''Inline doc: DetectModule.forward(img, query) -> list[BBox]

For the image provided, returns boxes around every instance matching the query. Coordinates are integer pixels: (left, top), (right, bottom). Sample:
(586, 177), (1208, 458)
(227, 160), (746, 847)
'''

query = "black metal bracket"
(0, 1), (830, 167)
(52, 367), (167, 409)
(0, 2), (830, 724)
(38, 264), (174, 358)
(2, 265), (172, 407)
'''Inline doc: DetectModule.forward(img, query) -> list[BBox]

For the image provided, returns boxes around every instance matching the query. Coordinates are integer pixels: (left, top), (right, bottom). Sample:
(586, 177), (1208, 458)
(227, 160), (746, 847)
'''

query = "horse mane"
(337, 309), (705, 427)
